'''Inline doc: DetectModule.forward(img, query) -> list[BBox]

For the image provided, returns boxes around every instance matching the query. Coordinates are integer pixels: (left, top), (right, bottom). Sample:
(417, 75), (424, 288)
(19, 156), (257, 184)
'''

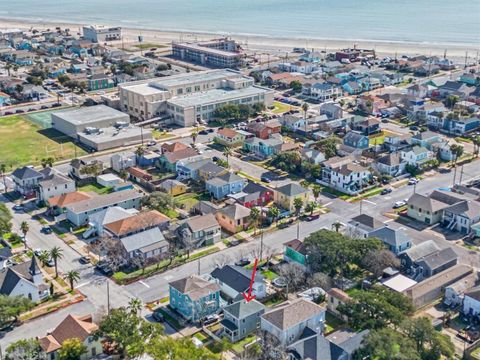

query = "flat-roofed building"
(118, 69), (274, 124)
(172, 38), (243, 69)
(83, 25), (122, 43)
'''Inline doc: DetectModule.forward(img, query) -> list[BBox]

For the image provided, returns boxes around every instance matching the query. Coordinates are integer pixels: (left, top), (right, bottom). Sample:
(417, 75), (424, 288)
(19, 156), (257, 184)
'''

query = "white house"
(11, 166), (44, 196)
(97, 173), (122, 187)
(261, 298), (326, 347)
(375, 153), (406, 177)
(400, 146), (433, 166)
(210, 265), (266, 300)
(110, 153), (136, 172)
(442, 200), (480, 234)
(307, 83), (342, 102)
(329, 163), (372, 195)
(463, 286), (480, 316)
(37, 168), (76, 203)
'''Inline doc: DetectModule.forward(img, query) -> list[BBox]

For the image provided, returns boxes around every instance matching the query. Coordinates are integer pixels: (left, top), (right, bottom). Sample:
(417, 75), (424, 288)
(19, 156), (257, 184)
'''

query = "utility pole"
(359, 199), (363, 214)
(107, 281), (110, 315)
(260, 230), (264, 261)
(197, 259), (200, 275)
(453, 166), (458, 187)
(459, 165), (464, 185)
(296, 221), (300, 239)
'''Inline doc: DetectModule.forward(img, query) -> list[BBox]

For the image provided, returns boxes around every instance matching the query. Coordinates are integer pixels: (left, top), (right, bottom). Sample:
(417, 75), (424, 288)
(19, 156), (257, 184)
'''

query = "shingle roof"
(217, 128), (239, 138)
(163, 147), (199, 163)
(261, 298), (325, 330)
(349, 214), (384, 232)
(283, 239), (307, 256)
(444, 200), (480, 219)
(276, 183), (309, 197)
(218, 203), (251, 220)
(465, 285), (480, 301)
(186, 213), (219, 232)
(211, 265), (264, 293)
(403, 240), (440, 262)
(65, 189), (142, 213)
(377, 153), (402, 166)
(0, 258), (41, 296)
(223, 299), (265, 319)
(169, 275), (220, 301)
(369, 227), (411, 247)
(11, 166), (43, 180)
(416, 247), (457, 270)
(327, 288), (351, 303)
(412, 131), (438, 141)
(206, 172), (244, 187)
(104, 210), (169, 236)
(120, 227), (167, 253)
(47, 191), (92, 208)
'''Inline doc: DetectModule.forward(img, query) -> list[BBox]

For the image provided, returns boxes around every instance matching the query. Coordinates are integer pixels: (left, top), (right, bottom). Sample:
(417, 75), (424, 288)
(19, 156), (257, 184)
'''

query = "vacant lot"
(0, 114), (86, 168)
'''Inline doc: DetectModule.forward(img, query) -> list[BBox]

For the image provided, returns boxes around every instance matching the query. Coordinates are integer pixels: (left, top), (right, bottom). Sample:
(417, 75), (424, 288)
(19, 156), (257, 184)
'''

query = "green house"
(283, 239), (307, 266)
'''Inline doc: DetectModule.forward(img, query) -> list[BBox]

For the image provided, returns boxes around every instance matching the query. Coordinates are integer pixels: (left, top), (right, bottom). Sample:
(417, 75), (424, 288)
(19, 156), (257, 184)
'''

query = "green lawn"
(152, 129), (174, 140)
(0, 114), (86, 168)
(175, 193), (201, 211)
(272, 101), (292, 114)
(232, 334), (258, 354)
(133, 43), (167, 50)
(261, 269), (278, 281)
(325, 312), (344, 334)
(77, 183), (113, 195)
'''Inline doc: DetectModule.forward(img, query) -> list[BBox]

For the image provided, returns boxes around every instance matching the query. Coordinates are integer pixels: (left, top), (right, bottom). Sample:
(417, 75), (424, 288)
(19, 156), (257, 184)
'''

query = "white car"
(393, 201), (406, 209)
(408, 178), (419, 185)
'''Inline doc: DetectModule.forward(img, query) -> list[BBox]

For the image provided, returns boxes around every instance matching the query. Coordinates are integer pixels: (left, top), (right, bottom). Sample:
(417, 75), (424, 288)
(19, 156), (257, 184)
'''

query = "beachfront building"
(172, 38), (243, 68)
(118, 69), (274, 125)
(83, 25), (122, 43)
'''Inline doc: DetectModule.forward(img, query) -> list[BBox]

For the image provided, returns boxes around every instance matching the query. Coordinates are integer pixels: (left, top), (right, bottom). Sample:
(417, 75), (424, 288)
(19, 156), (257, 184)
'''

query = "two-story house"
(221, 299), (266, 342)
(347, 214), (385, 239)
(274, 183), (310, 213)
(215, 203), (251, 234)
(307, 83), (342, 102)
(374, 153), (406, 177)
(400, 146), (432, 166)
(233, 182), (274, 208)
(210, 265), (266, 301)
(283, 239), (308, 267)
(11, 166), (44, 197)
(169, 275), (221, 322)
(37, 168), (76, 203)
(176, 213), (221, 248)
(246, 120), (281, 140)
(215, 128), (250, 147)
(369, 226), (412, 254)
(38, 314), (103, 360)
(329, 163), (372, 195)
(442, 200), (480, 234)
(261, 299), (326, 347)
(243, 135), (285, 159)
(205, 172), (246, 200)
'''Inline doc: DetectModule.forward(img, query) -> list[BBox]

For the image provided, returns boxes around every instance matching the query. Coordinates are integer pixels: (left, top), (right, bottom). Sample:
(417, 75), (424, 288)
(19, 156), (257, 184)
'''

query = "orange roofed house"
(47, 191), (92, 216)
(38, 314), (103, 360)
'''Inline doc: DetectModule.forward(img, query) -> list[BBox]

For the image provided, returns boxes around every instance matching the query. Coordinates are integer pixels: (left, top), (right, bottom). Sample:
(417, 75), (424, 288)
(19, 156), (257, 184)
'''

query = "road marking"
(139, 280), (150, 288)
(76, 281), (91, 289)
(362, 200), (377, 205)
(324, 202), (332, 207)
(383, 219), (394, 223)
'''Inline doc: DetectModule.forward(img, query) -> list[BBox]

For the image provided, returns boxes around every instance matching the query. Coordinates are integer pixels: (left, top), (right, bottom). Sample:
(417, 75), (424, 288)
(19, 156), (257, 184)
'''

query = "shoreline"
(0, 17), (478, 61)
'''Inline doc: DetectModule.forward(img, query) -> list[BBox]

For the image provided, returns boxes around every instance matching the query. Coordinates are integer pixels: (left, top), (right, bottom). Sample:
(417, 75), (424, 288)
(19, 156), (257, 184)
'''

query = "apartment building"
(83, 25), (122, 43)
(118, 69), (274, 125)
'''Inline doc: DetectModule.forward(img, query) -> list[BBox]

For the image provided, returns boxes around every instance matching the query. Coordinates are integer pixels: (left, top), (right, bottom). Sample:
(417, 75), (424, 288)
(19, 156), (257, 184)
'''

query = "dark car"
(152, 309), (164, 322)
(40, 105), (49, 110)
(261, 176), (271, 183)
(12, 204), (24, 212)
(28, 108), (36, 112)
(15, 109), (25, 113)
(235, 258), (250, 267)
(79, 256), (91, 264)
(207, 128), (214, 133)
(409, 125), (419, 131)
(4, 111), (13, 115)
(381, 188), (393, 195)
(41, 226), (52, 234)
(306, 214), (320, 222)
(95, 261), (113, 276)
(199, 130), (208, 135)
(51, 103), (61, 107)
(381, 178), (390, 185)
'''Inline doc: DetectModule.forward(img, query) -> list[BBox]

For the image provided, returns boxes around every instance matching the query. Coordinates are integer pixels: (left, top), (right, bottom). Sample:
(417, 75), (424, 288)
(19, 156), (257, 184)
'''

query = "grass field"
(0, 114), (86, 168)
(272, 101), (292, 114)
(133, 43), (167, 50)
(77, 183), (113, 195)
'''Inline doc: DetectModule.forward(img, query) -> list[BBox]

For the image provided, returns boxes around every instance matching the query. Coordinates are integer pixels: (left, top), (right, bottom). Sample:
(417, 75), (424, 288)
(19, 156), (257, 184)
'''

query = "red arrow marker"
(242, 258), (258, 302)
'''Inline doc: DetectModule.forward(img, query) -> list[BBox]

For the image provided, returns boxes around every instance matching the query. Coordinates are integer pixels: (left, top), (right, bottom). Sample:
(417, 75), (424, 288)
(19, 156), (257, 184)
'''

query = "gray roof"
(196, 161), (226, 176)
(206, 172), (244, 187)
(186, 213), (219, 232)
(39, 172), (73, 188)
(412, 131), (438, 141)
(0, 258), (41, 296)
(66, 189), (143, 213)
(348, 214), (385, 232)
(377, 153), (402, 166)
(169, 275), (220, 301)
(276, 183), (309, 197)
(407, 193), (452, 213)
(416, 247), (457, 270)
(53, 104), (128, 126)
(211, 265), (264, 293)
(89, 206), (134, 226)
(465, 285), (480, 301)
(223, 299), (265, 319)
(11, 166), (43, 180)
(344, 131), (367, 143)
(261, 298), (325, 331)
(120, 227), (167, 254)
(403, 240), (440, 262)
(444, 200), (480, 219)
(219, 203), (251, 220)
(369, 227), (411, 247)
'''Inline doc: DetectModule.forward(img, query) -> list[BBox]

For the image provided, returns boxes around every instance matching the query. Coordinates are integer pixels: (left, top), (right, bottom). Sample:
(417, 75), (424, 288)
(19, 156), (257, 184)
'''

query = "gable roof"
(206, 172), (244, 187)
(465, 285), (480, 302)
(217, 128), (240, 138)
(0, 258), (42, 296)
(163, 147), (199, 163)
(120, 227), (167, 254)
(104, 210), (169, 236)
(211, 265), (264, 293)
(186, 213), (219, 232)
(444, 200), (480, 219)
(261, 298), (325, 331)
(65, 189), (142, 213)
(218, 203), (251, 220)
(11, 166), (43, 180)
(416, 247), (458, 270)
(348, 214), (385, 232)
(169, 275), (220, 300)
(369, 227), (411, 247)
(276, 183), (309, 197)
(403, 240), (440, 262)
(283, 239), (307, 256)
(224, 299), (265, 319)
(47, 191), (92, 208)
(161, 141), (189, 153)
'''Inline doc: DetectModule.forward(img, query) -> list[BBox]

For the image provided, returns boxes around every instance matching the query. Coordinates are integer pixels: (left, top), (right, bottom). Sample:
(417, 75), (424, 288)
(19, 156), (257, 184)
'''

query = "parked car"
(95, 261), (113, 276)
(408, 178), (419, 185)
(12, 204), (24, 212)
(199, 130), (208, 135)
(393, 200), (406, 209)
(235, 258), (250, 267)
(46, 258), (55, 267)
(207, 128), (214, 133)
(79, 256), (91, 264)
(146, 140), (157, 147)
(40, 105), (49, 110)
(203, 314), (219, 325)
(152, 309), (164, 322)
(261, 176), (271, 183)
(34, 249), (43, 257)
(41, 226), (52, 234)
(15, 109), (25, 113)
(381, 188), (392, 195)
(229, 239), (240, 246)
(4, 111), (13, 115)
(212, 156), (219, 162)
(306, 214), (320, 221)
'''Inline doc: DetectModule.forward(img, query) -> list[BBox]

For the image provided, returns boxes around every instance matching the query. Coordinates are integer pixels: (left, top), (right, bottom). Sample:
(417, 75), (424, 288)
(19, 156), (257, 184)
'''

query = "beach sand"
(1, 17), (478, 62)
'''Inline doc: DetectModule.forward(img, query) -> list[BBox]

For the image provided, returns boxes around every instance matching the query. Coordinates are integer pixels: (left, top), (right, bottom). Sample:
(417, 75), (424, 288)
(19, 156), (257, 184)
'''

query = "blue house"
(243, 136), (284, 159)
(343, 131), (369, 149)
(0, 92), (11, 106)
(48, 68), (67, 78)
(137, 151), (161, 168)
(205, 172), (246, 200)
(411, 131), (440, 148)
(70, 46), (89, 57)
(369, 227), (412, 254)
(343, 81), (363, 95)
(169, 275), (220, 322)
(443, 117), (480, 135)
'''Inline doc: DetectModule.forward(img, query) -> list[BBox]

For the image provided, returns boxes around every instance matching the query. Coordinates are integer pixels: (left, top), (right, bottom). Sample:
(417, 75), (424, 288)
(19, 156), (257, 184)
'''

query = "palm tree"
(37, 251), (50, 267)
(223, 147), (232, 166)
(293, 197), (304, 217)
(135, 146), (146, 158)
(249, 207), (261, 235)
(302, 102), (309, 134)
(64, 270), (80, 291)
(50, 246), (64, 278)
(473, 136), (480, 157)
(331, 221), (343, 233)
(450, 143), (464, 167)
(191, 130), (199, 147)
(305, 201), (316, 216)
(267, 206), (280, 225)
(5, 63), (12, 76)
(40, 157), (55, 168)
(312, 184), (321, 204)
(0, 164), (7, 193)
(20, 221), (29, 249)
(128, 297), (142, 315)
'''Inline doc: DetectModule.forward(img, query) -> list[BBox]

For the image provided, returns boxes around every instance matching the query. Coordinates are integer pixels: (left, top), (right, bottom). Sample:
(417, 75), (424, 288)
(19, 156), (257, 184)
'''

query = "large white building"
(118, 69), (274, 126)
(83, 25), (122, 43)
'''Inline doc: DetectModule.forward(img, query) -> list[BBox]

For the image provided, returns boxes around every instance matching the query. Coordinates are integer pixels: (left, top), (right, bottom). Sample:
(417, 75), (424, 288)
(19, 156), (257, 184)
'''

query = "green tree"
(5, 338), (44, 360)
(190, 130), (198, 146)
(57, 338), (87, 360)
(223, 147), (232, 166)
(252, 102), (266, 114)
(331, 221), (343, 233)
(41, 157), (54, 168)
(97, 307), (163, 358)
(311, 184), (322, 203)
(37, 251), (50, 267)
(0, 295), (34, 328)
(315, 136), (339, 159)
(57, 74), (70, 85)
(64, 270), (80, 291)
(305, 201), (316, 215)
(290, 80), (302, 93)
(0, 163), (8, 193)
(353, 328), (421, 360)
(449, 143), (464, 167)
(214, 104), (241, 121)
(146, 336), (217, 360)
(20, 221), (29, 249)
(238, 104), (251, 120)
(401, 317), (454, 360)
(128, 297), (143, 315)
(135, 146), (146, 158)
(50, 246), (63, 278)
(143, 192), (177, 214)
(249, 206), (261, 235)
(267, 206), (280, 225)
(445, 95), (459, 109)
(293, 197), (304, 216)
(473, 135), (480, 157)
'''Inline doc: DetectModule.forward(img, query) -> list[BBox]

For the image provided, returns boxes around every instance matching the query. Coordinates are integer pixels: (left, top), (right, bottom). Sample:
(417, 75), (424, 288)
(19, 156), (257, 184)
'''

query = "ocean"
(0, 0), (479, 46)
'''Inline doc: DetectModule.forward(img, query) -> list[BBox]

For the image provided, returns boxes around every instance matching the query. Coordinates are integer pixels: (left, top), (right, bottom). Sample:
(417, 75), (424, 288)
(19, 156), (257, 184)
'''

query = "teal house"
(243, 136), (283, 159)
(169, 275), (221, 322)
(283, 239), (307, 267)
(88, 74), (114, 91)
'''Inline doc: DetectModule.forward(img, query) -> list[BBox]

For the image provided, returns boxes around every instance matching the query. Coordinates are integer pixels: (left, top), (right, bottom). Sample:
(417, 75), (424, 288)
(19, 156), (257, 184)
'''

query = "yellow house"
(159, 179), (187, 196)
(274, 183), (310, 212)
(214, 128), (247, 147)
